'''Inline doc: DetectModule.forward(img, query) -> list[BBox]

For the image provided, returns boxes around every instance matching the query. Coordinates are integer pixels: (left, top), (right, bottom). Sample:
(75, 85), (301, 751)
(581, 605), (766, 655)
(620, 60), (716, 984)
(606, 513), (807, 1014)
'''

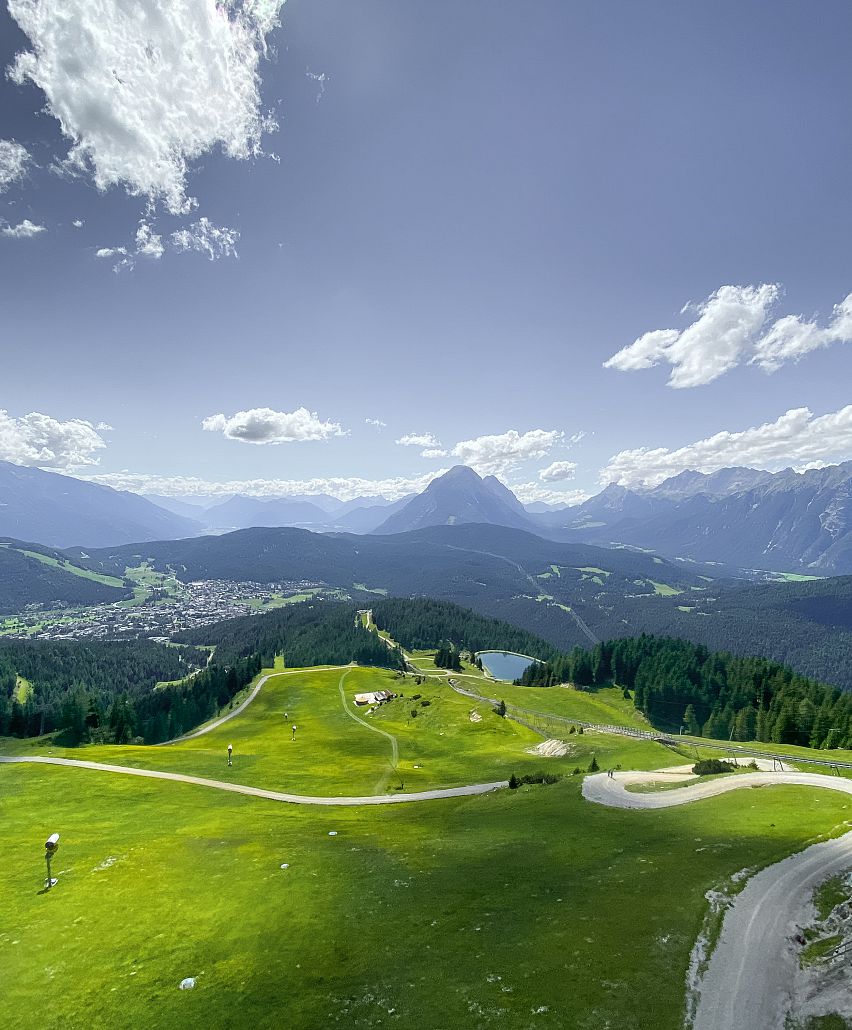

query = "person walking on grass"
(292, 724), (297, 742)
(227, 743), (233, 767)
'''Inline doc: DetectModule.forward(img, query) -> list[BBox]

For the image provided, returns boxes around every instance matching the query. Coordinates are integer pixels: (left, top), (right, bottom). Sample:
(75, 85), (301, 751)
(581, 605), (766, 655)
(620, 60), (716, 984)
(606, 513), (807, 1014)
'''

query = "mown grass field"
(5, 663), (852, 1029)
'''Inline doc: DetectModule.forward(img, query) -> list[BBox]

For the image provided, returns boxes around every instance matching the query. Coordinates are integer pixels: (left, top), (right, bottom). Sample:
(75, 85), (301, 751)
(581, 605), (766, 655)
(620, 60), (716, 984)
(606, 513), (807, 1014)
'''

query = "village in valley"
(0, 575), (336, 642)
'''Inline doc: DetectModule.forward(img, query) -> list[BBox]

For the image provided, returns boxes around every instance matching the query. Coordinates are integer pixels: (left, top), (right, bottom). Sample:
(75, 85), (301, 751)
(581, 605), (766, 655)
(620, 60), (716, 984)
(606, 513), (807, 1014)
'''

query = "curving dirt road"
(582, 767), (848, 809)
(0, 755), (505, 806)
(584, 766), (852, 1030)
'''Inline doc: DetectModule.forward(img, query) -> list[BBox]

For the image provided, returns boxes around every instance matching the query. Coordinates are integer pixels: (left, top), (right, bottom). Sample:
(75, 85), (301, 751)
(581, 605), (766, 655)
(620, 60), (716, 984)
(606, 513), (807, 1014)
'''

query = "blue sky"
(1, 0), (851, 503)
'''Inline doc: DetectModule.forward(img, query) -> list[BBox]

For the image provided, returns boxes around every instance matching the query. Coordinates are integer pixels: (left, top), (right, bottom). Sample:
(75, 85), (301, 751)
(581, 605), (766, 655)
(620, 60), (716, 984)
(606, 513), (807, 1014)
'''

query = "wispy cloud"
(396, 432), (442, 448)
(600, 404), (852, 488)
(0, 139), (30, 191)
(1, 218), (46, 239)
(365, 418), (387, 429)
(511, 481), (590, 506)
(96, 220), (164, 271)
(0, 410), (108, 469)
(96, 218), (233, 272)
(7, 0), (285, 214)
(81, 470), (446, 503)
(202, 407), (346, 445)
(306, 69), (328, 104)
(172, 217), (239, 260)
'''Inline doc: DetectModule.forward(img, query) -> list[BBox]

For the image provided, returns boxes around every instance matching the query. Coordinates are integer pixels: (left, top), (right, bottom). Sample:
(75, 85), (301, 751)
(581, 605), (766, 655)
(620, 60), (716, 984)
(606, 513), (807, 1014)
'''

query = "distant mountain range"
(0, 462), (200, 549)
(547, 462), (852, 574)
(144, 491), (412, 534)
(4, 457), (852, 575)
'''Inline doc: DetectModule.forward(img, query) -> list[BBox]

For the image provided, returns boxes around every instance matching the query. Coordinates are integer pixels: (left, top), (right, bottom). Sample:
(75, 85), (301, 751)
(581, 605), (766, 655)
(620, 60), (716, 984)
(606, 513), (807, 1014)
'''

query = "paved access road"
(0, 755), (505, 806)
(584, 767), (852, 1030)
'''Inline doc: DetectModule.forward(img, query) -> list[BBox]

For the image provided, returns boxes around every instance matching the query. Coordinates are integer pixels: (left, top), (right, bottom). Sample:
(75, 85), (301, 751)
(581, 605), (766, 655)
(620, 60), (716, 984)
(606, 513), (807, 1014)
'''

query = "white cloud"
(72, 219), (84, 228)
(600, 405), (852, 488)
(0, 410), (108, 469)
(449, 429), (563, 476)
(365, 418), (386, 429)
(511, 481), (590, 507)
(135, 221), (164, 259)
(396, 432), (442, 448)
(202, 406), (345, 444)
(421, 447), (449, 459)
(0, 139), (30, 191)
(605, 285), (852, 387)
(172, 217), (239, 260)
(539, 460), (577, 483)
(95, 246), (128, 259)
(7, 0), (285, 214)
(750, 294), (852, 371)
(80, 470), (445, 503)
(2, 219), (46, 238)
(604, 284), (780, 388)
(96, 218), (220, 271)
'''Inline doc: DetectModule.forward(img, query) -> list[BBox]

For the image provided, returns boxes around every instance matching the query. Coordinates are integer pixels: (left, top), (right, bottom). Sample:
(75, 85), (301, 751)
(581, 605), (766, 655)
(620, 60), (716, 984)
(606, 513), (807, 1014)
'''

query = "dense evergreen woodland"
(0, 639), (206, 743)
(2, 603), (404, 745)
(177, 602), (405, 669)
(370, 598), (555, 659)
(519, 635), (852, 749)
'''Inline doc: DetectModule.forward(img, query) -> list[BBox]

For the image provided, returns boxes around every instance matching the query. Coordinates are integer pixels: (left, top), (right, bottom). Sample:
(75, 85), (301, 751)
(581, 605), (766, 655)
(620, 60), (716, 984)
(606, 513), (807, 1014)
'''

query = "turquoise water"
(477, 650), (536, 682)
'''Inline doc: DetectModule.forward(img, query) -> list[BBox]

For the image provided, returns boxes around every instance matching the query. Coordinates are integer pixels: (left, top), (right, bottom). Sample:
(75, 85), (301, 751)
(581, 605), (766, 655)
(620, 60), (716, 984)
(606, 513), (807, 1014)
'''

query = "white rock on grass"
(179, 978), (196, 990)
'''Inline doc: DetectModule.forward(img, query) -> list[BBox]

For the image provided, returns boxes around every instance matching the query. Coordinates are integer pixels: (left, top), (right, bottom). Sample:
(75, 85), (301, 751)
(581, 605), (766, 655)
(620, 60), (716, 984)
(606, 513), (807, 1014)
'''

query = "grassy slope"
(4, 766), (852, 1030)
(6, 660), (852, 1028)
(4, 666), (658, 793)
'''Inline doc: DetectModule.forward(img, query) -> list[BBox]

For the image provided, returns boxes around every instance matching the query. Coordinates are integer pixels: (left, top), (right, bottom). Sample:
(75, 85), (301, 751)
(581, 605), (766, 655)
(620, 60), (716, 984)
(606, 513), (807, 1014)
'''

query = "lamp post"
(44, 832), (60, 890)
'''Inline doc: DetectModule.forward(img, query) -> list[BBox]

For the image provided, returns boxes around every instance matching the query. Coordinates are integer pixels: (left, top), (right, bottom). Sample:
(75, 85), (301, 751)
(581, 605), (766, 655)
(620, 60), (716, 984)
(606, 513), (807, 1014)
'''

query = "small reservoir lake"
(477, 650), (538, 682)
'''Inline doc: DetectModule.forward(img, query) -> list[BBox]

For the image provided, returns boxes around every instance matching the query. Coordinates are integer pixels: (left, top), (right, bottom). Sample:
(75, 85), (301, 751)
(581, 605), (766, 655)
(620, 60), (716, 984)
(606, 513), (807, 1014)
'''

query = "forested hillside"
(0, 639), (206, 741)
(370, 598), (556, 658)
(519, 635), (852, 749)
(0, 541), (130, 614)
(63, 525), (852, 688)
(176, 602), (405, 670)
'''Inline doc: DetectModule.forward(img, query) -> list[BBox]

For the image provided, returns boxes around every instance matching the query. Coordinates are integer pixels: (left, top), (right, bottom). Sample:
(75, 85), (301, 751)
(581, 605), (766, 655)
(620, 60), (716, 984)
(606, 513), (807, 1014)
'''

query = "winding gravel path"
(584, 767), (852, 1030)
(0, 755), (505, 806)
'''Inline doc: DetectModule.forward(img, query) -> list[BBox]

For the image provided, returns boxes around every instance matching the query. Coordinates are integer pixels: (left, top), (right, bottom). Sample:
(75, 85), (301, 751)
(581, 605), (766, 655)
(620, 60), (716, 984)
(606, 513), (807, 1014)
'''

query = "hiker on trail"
(227, 743), (233, 767)
(292, 724), (297, 741)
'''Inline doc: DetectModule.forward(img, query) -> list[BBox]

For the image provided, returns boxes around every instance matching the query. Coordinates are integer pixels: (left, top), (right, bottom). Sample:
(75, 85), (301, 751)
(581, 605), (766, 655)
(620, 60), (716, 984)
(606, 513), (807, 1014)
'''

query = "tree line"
(1, 603), (405, 745)
(176, 602), (406, 670)
(370, 598), (554, 659)
(517, 634), (852, 749)
(0, 639), (206, 741)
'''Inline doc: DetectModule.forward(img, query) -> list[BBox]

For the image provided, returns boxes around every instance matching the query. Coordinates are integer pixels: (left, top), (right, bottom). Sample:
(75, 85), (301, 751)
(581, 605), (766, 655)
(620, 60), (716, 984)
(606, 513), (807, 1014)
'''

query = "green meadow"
(4, 663), (852, 1029)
